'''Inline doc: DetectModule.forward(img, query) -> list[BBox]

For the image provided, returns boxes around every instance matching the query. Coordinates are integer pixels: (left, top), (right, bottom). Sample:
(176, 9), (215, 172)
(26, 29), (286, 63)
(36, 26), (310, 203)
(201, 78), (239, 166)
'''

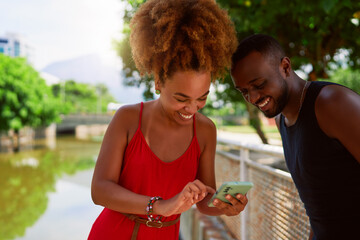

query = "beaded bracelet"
(146, 196), (163, 222)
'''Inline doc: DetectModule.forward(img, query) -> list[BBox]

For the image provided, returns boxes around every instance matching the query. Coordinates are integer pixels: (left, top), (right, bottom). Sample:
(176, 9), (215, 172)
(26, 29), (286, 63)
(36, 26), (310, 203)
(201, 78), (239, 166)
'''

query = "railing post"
(216, 138), (310, 239)
(240, 147), (249, 240)
(240, 147), (249, 181)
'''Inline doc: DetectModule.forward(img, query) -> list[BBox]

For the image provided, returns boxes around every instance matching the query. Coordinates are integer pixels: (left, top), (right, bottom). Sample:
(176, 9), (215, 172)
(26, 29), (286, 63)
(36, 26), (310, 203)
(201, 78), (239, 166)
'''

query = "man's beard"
(262, 79), (289, 118)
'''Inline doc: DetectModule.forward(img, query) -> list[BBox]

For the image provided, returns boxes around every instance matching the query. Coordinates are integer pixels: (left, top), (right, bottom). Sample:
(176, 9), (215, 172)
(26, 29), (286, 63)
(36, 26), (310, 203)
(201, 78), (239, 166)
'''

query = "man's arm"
(315, 85), (360, 163)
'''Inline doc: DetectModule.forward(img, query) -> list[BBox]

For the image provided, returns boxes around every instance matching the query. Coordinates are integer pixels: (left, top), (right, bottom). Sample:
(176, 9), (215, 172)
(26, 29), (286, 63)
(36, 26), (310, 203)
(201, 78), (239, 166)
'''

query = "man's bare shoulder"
(316, 84), (360, 114)
(316, 84), (360, 138)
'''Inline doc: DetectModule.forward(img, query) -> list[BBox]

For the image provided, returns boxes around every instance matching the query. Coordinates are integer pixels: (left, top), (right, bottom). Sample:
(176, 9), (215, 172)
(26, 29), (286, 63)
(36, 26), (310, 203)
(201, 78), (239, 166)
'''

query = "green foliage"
(51, 80), (116, 114)
(115, 0), (360, 143)
(0, 54), (60, 132)
(116, 0), (157, 100)
(217, 0), (360, 78)
(323, 68), (360, 94)
(116, 0), (360, 99)
(215, 0), (360, 140)
(202, 101), (246, 118)
(115, 0), (266, 140)
(95, 83), (118, 112)
(201, 95), (247, 126)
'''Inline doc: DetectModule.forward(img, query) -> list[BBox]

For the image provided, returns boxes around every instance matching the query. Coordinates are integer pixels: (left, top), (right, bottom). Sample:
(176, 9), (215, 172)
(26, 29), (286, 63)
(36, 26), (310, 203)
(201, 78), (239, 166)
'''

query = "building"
(0, 32), (34, 63)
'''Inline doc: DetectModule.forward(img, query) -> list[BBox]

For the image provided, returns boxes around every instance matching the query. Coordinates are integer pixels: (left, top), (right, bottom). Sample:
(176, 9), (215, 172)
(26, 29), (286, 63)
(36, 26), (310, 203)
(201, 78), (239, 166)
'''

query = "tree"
(51, 80), (116, 114)
(115, 0), (360, 144)
(214, 0), (360, 143)
(115, 0), (270, 143)
(95, 83), (119, 113)
(0, 54), (60, 151)
(217, 0), (360, 80)
(116, 0), (155, 100)
(325, 68), (360, 94)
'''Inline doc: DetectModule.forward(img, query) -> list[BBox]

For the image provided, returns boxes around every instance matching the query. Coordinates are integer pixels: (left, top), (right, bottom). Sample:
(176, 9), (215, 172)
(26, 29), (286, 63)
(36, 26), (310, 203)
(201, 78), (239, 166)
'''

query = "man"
(230, 34), (360, 240)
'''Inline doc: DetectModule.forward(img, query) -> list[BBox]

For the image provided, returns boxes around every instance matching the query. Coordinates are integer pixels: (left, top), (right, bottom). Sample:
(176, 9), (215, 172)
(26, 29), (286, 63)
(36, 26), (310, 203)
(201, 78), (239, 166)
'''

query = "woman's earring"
(155, 89), (161, 95)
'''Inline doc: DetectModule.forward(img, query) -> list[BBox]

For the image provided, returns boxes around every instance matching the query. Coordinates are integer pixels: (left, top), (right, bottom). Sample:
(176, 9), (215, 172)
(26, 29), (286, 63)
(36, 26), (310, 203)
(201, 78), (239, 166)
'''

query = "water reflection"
(0, 137), (101, 240)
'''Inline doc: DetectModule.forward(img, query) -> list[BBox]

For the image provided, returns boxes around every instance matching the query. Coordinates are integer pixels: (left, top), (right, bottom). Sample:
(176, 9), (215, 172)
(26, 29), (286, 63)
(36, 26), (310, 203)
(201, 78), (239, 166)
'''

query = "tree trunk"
(309, 68), (328, 81)
(13, 129), (20, 152)
(246, 102), (268, 144)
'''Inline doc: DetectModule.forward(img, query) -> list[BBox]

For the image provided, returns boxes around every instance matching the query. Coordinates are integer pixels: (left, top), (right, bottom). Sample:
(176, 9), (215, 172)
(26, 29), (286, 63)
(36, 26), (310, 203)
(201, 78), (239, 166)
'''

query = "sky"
(0, 0), (126, 70)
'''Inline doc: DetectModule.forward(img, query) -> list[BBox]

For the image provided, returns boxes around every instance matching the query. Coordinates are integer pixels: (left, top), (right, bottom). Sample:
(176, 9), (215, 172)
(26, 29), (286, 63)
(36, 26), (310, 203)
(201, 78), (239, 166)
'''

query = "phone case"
(207, 181), (253, 207)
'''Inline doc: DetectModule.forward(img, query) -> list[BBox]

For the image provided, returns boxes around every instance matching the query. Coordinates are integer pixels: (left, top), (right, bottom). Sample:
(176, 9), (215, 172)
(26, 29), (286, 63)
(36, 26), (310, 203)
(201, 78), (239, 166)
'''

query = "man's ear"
(280, 57), (292, 77)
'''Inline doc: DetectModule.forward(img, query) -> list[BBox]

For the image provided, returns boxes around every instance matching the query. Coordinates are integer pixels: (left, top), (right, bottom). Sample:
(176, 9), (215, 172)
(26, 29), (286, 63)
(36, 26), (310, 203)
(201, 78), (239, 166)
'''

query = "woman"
(88, 0), (248, 239)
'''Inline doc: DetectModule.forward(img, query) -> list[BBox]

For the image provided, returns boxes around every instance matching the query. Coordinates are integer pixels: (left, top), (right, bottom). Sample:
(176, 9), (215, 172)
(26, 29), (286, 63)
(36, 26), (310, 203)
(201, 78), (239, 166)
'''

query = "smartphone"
(207, 181), (253, 207)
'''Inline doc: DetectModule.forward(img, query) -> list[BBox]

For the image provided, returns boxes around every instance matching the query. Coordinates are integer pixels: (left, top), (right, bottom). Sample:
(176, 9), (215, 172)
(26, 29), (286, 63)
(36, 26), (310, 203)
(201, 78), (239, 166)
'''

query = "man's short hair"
(231, 34), (286, 70)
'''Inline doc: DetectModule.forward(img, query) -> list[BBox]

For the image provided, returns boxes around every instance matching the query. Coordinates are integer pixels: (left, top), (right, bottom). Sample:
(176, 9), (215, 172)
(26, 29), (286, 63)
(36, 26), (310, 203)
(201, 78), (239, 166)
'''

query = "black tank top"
(279, 81), (360, 240)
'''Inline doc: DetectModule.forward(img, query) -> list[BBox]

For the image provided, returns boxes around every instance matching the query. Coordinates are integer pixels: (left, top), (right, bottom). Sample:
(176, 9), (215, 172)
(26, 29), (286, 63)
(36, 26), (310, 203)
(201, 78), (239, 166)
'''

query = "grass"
(220, 125), (278, 133)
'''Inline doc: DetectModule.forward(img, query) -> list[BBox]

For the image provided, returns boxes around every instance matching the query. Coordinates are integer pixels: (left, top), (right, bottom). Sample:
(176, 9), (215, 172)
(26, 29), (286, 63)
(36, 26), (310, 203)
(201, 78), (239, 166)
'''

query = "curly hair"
(130, 0), (237, 83)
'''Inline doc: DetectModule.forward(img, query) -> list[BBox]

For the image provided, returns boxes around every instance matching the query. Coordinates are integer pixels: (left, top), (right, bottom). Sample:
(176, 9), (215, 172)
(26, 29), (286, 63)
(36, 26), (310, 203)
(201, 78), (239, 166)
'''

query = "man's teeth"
(258, 98), (270, 108)
(179, 112), (193, 119)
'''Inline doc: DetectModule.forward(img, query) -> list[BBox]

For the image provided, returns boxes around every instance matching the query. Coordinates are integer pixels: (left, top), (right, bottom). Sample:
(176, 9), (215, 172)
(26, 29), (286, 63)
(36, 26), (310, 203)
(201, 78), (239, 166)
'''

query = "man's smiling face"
(231, 51), (289, 118)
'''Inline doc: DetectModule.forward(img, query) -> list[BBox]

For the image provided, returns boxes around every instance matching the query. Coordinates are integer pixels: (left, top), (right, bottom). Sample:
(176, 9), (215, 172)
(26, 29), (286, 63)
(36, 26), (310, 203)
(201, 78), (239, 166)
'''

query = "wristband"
(146, 196), (163, 222)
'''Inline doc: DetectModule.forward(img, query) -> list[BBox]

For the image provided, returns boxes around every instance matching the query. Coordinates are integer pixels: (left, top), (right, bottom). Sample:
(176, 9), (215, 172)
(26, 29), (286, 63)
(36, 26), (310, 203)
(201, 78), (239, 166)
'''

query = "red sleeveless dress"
(88, 102), (200, 240)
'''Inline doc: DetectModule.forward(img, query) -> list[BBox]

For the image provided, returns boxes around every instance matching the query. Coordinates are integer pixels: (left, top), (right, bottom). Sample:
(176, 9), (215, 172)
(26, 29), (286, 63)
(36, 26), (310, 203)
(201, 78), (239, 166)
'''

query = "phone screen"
(207, 181), (253, 207)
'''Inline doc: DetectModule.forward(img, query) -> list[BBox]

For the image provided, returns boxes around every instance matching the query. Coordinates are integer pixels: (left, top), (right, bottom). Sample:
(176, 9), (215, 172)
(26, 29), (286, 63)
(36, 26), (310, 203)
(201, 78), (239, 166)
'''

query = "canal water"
(0, 136), (104, 240)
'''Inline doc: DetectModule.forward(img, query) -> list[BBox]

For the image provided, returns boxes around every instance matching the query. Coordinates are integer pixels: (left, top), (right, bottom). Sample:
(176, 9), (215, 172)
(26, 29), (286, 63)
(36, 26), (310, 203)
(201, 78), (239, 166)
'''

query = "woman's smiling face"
(157, 70), (211, 125)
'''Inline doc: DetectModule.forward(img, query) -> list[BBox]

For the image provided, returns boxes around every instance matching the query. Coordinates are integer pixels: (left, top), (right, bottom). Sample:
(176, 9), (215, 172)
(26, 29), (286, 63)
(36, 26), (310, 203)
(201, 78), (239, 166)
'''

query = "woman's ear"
(155, 81), (161, 91)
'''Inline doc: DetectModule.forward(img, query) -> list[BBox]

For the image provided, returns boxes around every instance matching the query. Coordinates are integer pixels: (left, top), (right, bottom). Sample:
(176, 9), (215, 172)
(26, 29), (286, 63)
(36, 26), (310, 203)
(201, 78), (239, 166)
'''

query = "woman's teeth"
(179, 112), (193, 119)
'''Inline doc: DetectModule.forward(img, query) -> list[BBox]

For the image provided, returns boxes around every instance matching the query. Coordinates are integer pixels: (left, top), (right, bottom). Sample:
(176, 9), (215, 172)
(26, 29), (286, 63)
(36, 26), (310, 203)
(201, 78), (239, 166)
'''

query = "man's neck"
(282, 77), (308, 127)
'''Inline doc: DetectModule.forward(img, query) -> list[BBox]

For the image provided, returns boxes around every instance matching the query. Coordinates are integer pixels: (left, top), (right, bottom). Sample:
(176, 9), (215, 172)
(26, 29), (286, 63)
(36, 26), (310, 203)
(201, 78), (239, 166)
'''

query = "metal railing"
(215, 137), (310, 240)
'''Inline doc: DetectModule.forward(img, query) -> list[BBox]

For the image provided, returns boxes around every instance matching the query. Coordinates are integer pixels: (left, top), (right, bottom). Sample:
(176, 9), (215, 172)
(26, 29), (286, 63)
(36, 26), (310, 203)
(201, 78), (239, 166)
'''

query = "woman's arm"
(195, 114), (248, 216)
(91, 104), (154, 215)
(91, 104), (213, 216)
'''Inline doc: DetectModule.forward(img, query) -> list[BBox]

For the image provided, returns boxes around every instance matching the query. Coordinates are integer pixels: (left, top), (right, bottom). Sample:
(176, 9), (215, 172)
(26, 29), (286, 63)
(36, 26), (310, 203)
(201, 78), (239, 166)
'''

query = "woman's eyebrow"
(174, 90), (210, 98)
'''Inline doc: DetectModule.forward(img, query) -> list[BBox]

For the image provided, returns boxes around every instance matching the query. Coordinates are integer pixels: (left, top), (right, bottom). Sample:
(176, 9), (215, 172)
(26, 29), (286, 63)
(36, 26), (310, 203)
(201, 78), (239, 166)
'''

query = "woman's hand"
(211, 193), (248, 216)
(157, 180), (215, 217)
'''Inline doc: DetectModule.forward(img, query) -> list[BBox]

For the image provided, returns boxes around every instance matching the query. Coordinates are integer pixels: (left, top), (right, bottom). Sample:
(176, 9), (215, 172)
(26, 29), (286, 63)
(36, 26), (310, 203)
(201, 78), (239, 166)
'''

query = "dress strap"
(193, 114), (196, 137)
(138, 102), (144, 130)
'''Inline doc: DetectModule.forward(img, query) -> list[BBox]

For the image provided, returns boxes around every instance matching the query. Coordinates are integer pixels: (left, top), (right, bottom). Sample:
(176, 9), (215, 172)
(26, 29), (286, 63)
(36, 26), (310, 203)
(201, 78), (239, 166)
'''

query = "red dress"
(88, 102), (200, 240)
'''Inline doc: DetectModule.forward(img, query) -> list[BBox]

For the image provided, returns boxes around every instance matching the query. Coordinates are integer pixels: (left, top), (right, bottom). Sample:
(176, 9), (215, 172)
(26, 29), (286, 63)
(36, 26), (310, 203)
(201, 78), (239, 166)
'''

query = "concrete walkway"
(217, 129), (282, 146)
